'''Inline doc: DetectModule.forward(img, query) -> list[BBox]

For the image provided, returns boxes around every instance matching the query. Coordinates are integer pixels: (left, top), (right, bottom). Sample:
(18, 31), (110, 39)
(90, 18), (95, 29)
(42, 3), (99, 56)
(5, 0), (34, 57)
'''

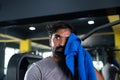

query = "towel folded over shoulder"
(64, 33), (97, 80)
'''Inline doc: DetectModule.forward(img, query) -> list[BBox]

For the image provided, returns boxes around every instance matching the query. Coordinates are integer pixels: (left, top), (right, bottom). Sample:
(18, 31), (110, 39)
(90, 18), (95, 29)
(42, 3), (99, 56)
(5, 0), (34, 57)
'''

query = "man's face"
(50, 28), (71, 58)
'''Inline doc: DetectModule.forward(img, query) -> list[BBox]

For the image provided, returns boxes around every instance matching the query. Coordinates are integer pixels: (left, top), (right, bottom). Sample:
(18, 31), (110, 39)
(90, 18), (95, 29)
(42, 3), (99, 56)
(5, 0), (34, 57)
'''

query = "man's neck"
(50, 55), (61, 62)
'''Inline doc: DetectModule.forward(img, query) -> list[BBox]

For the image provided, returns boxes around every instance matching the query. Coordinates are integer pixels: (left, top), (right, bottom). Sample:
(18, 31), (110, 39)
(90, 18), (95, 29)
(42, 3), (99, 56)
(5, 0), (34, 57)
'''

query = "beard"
(53, 46), (66, 59)
(52, 46), (73, 78)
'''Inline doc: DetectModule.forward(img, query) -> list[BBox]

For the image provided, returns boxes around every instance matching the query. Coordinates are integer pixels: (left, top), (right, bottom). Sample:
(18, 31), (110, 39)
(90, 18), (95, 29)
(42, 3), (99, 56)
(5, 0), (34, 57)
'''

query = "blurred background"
(0, 0), (120, 80)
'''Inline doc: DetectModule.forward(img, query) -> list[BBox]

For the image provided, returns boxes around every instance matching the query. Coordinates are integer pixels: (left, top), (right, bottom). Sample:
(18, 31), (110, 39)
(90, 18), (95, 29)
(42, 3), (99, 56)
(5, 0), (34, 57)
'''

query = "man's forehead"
(54, 29), (71, 37)
(53, 33), (70, 38)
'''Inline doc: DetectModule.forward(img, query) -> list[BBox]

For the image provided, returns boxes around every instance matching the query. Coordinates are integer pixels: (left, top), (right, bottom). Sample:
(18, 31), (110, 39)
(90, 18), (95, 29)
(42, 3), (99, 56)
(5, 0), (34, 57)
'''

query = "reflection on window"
(4, 47), (19, 75)
(93, 61), (103, 71)
(43, 52), (52, 58)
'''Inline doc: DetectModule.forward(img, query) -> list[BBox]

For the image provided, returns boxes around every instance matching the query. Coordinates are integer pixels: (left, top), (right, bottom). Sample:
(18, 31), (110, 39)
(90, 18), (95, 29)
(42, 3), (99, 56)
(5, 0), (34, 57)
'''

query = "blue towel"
(64, 33), (97, 80)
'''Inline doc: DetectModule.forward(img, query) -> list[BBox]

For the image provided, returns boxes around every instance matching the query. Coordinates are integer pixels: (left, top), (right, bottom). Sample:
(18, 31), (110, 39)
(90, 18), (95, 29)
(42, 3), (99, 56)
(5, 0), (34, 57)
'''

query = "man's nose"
(60, 38), (66, 46)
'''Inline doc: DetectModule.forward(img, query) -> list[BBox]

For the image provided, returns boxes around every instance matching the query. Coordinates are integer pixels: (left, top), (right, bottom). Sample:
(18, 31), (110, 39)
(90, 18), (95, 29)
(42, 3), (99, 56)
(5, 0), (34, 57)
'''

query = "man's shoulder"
(35, 57), (56, 67)
(36, 57), (51, 63)
(27, 57), (54, 72)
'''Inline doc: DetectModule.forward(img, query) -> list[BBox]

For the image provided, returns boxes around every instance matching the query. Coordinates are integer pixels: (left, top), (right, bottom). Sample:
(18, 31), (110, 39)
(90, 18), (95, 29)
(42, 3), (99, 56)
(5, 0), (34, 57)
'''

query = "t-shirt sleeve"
(24, 63), (42, 80)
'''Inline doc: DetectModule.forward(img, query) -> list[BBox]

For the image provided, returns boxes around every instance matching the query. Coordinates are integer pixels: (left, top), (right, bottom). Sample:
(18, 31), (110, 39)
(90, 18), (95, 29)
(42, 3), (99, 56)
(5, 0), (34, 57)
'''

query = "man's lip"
(56, 48), (63, 51)
(56, 47), (65, 51)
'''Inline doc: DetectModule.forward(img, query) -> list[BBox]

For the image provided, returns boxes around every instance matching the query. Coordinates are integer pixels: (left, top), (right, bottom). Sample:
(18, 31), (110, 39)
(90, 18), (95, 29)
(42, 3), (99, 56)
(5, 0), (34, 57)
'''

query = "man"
(24, 21), (103, 80)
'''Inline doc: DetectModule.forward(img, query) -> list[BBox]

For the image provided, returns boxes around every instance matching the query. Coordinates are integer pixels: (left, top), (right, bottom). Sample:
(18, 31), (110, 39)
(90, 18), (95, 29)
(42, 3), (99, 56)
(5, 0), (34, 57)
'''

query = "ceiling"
(0, 8), (120, 51)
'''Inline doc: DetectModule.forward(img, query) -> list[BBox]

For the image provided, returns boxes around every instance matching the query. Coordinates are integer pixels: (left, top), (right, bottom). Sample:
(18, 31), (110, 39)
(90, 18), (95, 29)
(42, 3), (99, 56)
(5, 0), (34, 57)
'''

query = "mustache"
(56, 46), (65, 50)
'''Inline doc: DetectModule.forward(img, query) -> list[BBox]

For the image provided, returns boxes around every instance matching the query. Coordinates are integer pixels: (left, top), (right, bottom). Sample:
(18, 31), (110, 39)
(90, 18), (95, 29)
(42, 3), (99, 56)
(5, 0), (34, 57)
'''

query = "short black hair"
(46, 21), (76, 37)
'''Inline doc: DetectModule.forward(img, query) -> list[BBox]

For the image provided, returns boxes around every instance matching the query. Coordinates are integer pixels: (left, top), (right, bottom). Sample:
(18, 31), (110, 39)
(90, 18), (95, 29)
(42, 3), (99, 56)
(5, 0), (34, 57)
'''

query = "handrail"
(81, 20), (120, 41)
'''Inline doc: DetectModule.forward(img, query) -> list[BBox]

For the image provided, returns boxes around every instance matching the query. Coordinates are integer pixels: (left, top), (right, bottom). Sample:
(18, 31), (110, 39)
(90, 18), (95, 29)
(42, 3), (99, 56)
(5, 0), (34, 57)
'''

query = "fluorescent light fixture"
(88, 20), (95, 25)
(29, 26), (36, 30)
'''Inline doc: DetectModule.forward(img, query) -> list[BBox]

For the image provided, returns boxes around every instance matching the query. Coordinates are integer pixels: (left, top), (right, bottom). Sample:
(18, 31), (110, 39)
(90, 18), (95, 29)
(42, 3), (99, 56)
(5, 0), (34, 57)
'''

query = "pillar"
(20, 39), (31, 53)
(107, 15), (120, 63)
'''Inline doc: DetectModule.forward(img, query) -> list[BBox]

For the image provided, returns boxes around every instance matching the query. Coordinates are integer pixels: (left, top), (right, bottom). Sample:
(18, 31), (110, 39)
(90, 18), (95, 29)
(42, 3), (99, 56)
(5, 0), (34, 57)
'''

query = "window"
(43, 52), (52, 58)
(4, 47), (19, 75)
(93, 60), (103, 71)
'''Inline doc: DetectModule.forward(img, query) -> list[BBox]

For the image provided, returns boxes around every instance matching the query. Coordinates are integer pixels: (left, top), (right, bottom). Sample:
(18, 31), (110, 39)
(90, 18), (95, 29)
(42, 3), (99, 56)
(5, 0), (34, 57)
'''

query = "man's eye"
(55, 36), (60, 40)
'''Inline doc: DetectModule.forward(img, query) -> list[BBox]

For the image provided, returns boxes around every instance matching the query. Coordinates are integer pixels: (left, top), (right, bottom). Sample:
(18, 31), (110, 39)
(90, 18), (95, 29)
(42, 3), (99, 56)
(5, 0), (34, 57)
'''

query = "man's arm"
(95, 68), (104, 80)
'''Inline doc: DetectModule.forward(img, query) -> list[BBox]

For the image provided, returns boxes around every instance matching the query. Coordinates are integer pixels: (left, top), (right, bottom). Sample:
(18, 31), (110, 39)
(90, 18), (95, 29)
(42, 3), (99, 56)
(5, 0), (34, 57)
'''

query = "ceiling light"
(29, 27), (36, 30)
(88, 20), (95, 25)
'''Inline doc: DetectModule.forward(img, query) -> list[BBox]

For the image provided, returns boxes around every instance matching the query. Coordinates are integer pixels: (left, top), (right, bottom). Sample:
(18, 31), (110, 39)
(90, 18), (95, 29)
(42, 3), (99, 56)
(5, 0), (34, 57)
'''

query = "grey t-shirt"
(24, 57), (71, 80)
